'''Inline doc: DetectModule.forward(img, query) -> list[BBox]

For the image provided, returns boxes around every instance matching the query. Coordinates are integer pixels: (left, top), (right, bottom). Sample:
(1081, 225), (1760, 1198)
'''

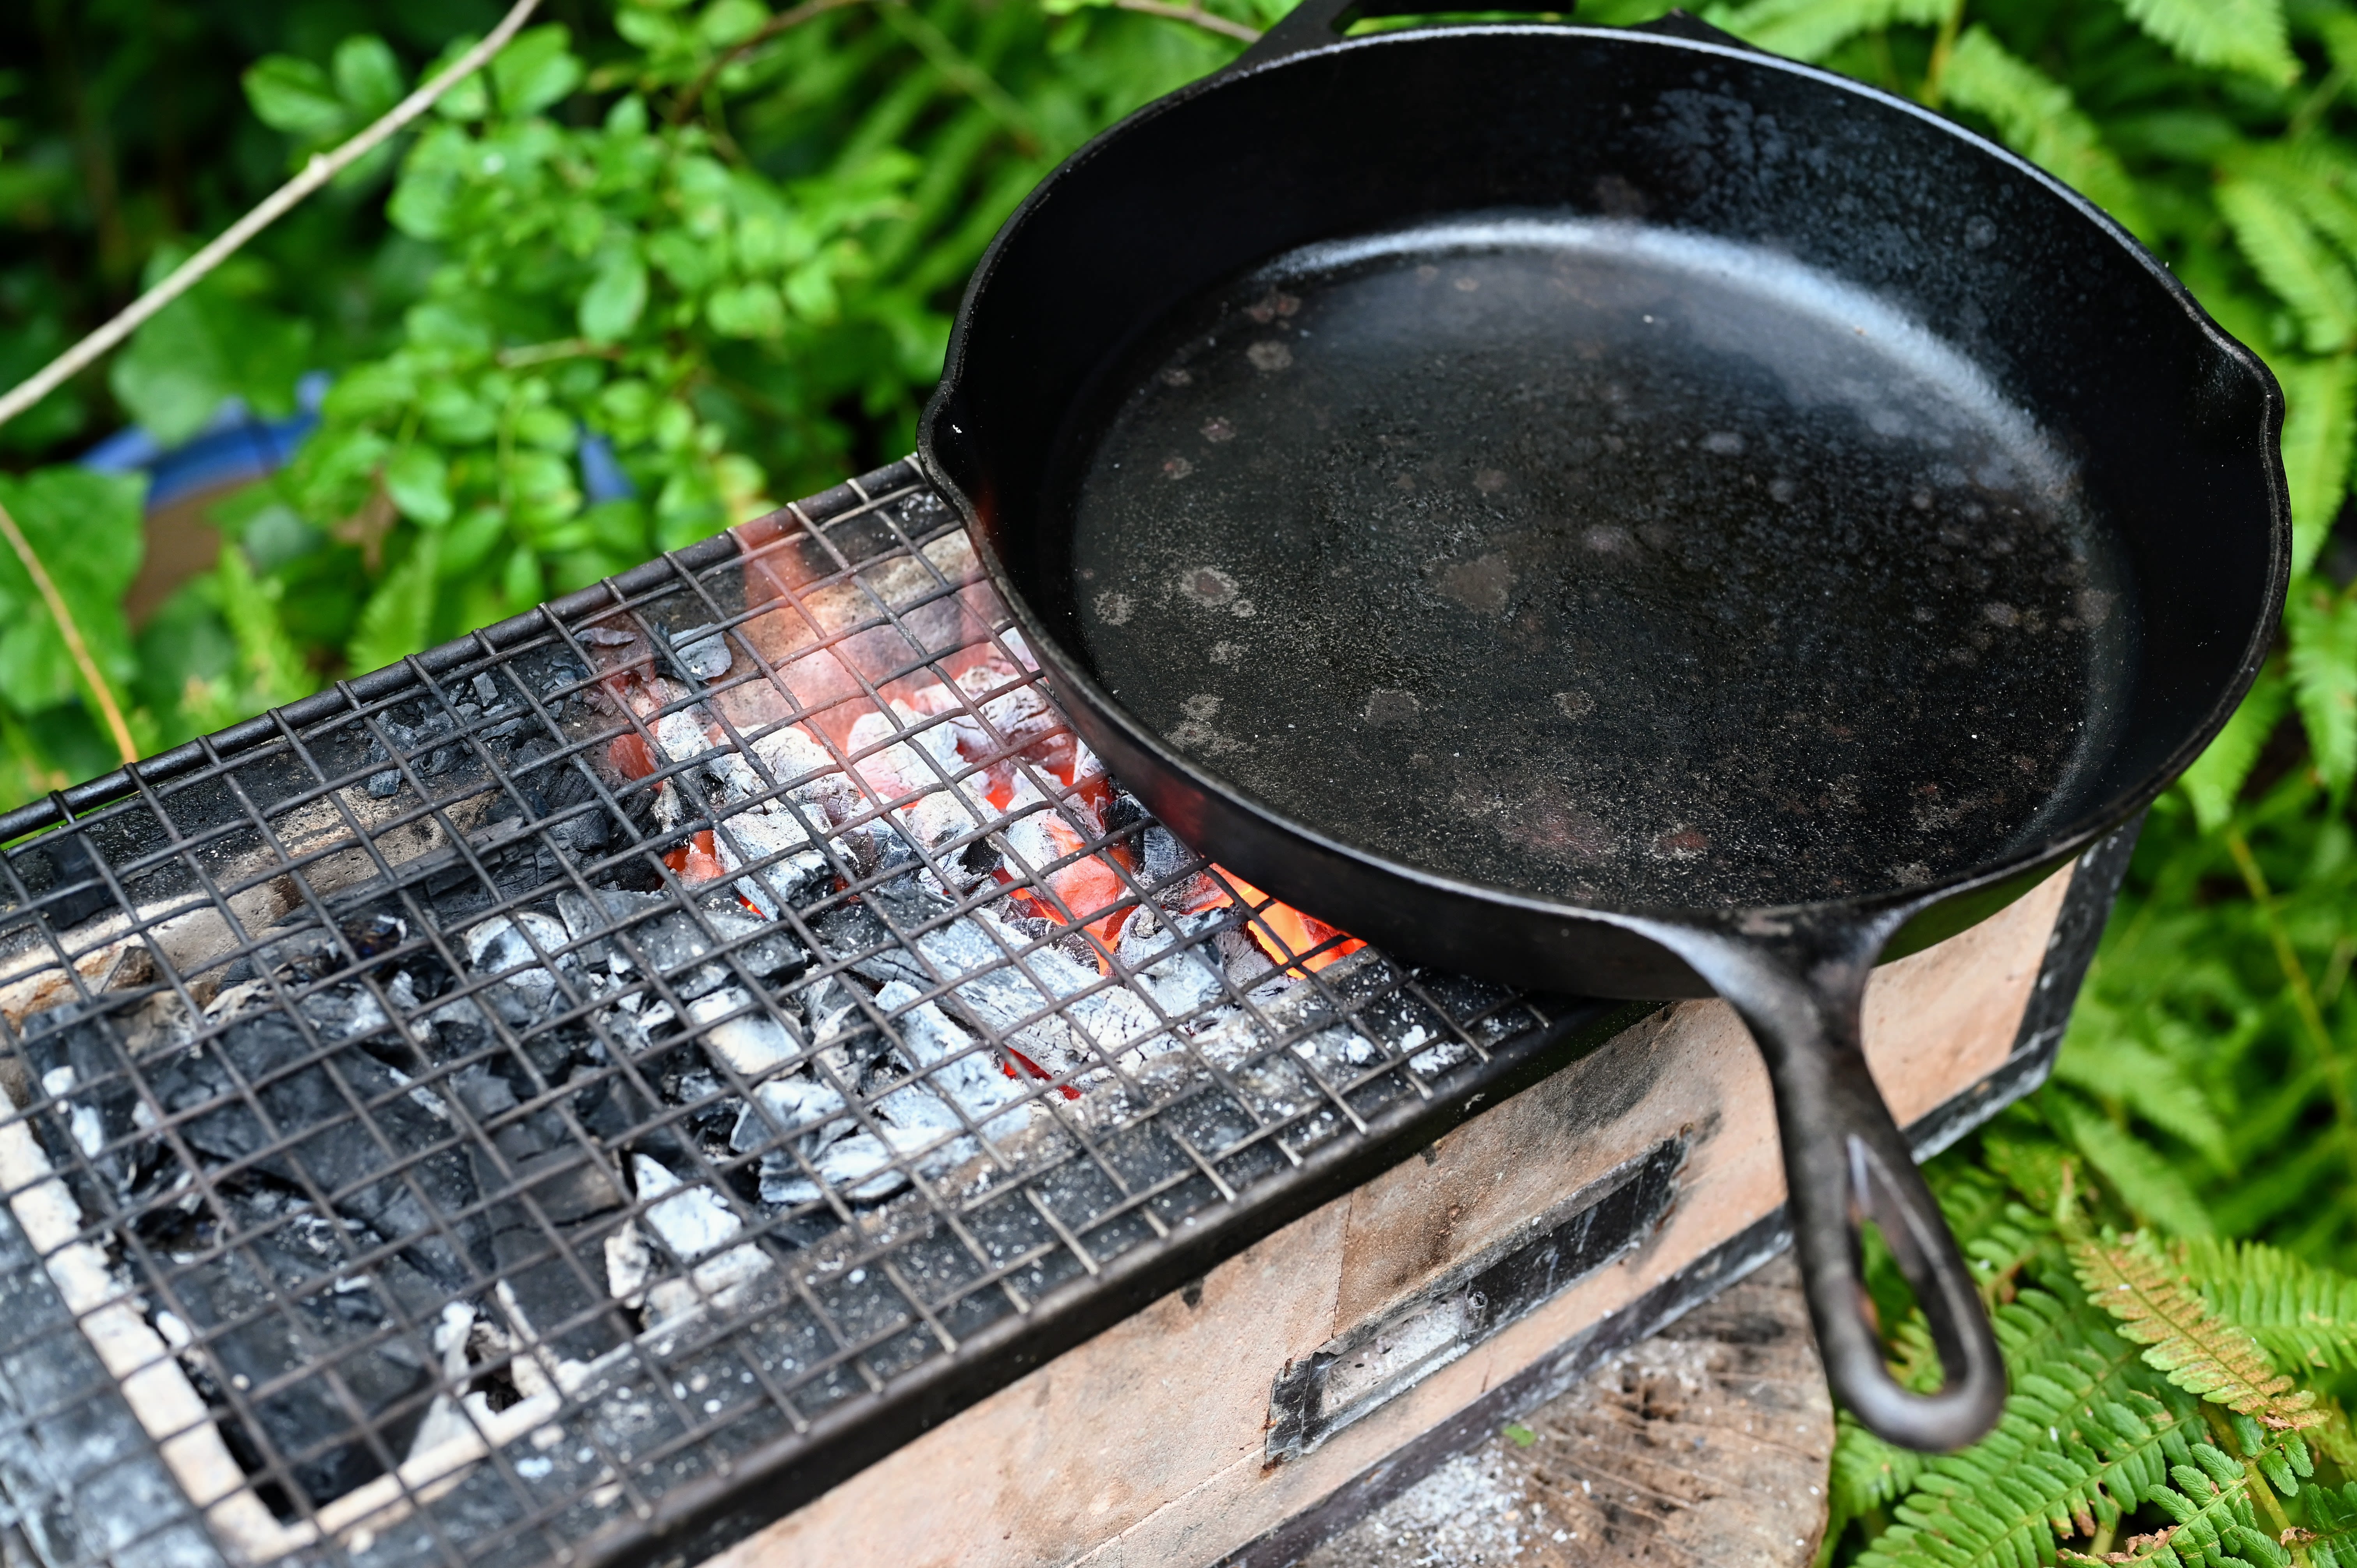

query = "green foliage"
(2186, 1238), (2357, 1373)
(2076, 1233), (2323, 1426)
(0, 468), (142, 710)
(2116, 0), (2302, 88)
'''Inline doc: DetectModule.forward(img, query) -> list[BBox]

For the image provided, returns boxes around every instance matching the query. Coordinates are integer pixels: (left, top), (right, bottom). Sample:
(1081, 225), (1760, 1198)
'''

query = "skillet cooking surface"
(1065, 219), (2141, 910)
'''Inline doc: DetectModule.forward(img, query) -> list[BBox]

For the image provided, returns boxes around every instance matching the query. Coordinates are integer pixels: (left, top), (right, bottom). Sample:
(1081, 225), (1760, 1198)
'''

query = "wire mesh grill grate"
(0, 460), (1615, 1568)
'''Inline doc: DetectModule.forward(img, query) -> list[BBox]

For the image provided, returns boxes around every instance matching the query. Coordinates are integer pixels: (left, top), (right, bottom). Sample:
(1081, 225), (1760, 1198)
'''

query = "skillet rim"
(919, 20), (2292, 939)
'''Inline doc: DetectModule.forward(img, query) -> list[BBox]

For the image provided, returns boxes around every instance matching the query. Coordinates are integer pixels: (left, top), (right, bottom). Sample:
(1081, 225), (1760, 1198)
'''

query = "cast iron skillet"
(917, 1), (2288, 1451)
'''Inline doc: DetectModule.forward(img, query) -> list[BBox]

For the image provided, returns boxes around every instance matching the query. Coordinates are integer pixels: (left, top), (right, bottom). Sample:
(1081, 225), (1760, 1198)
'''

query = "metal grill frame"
(0, 459), (1672, 1568)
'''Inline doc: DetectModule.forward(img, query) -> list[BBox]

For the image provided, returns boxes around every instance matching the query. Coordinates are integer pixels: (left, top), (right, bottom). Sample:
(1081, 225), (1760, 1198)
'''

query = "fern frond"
(2045, 1091), (2216, 1236)
(2286, 585), (2357, 798)
(1965, 1203), (2062, 1303)
(2179, 662), (2291, 832)
(2270, 355), (2357, 580)
(2117, 0), (2302, 87)
(2142, 1444), (2291, 1567)
(2050, 1034), (2234, 1171)
(2075, 1238), (2325, 1429)
(1701, 0), (1947, 64)
(1832, 1409), (1935, 1521)
(2290, 1480), (2357, 1568)
(1941, 27), (2151, 236)
(1856, 1351), (2196, 1568)
(2183, 1236), (2357, 1373)
(2217, 176), (2357, 355)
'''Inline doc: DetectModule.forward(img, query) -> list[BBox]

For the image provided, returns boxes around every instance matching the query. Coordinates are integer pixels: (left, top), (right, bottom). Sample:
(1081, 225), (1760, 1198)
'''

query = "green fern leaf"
(2179, 662), (2291, 832)
(1701, 0), (1948, 63)
(2273, 355), (2357, 580)
(1942, 27), (2151, 236)
(2218, 177), (2357, 354)
(2291, 1481), (2357, 1568)
(1857, 1349), (2195, 1568)
(1832, 1409), (1935, 1520)
(2117, 0), (2302, 87)
(2045, 1091), (2217, 1235)
(2286, 584), (2357, 797)
(2075, 1237), (2325, 1429)
(2050, 1034), (2235, 1171)
(2185, 1237), (2357, 1372)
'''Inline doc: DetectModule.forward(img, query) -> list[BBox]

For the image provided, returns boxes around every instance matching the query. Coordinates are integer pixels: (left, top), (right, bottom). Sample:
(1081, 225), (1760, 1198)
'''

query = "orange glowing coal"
(1196, 869), (1365, 976)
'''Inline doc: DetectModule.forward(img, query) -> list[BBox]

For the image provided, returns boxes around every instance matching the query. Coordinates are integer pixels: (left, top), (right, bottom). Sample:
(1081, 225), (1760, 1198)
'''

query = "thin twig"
(2224, 827), (2357, 1194)
(1105, 0), (1262, 42)
(670, 0), (873, 124)
(0, 497), (135, 766)
(0, 0), (545, 438)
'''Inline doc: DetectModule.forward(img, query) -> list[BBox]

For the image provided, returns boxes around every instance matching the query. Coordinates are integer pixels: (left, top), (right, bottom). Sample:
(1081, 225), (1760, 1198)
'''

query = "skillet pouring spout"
(1635, 906), (2007, 1451)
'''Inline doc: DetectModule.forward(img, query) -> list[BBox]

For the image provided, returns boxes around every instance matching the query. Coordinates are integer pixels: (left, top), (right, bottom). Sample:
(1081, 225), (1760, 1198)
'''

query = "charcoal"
(172, 1192), (438, 1508)
(670, 627), (731, 682)
(148, 1013), (479, 1290)
(870, 980), (1025, 1129)
(834, 875), (1158, 1076)
(604, 895), (805, 1000)
(685, 987), (802, 1082)
(629, 1155), (772, 1321)
(487, 1210), (629, 1363)
(461, 912), (574, 1028)
(30, 831), (115, 929)
(21, 1010), (145, 1196)
(368, 769), (402, 798)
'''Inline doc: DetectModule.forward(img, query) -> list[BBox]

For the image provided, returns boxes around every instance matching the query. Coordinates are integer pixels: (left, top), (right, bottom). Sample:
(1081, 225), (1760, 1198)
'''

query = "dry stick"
(0, 0), (543, 769)
(1106, 0), (1262, 42)
(0, 0), (543, 439)
(670, 0), (1259, 124)
(0, 496), (136, 766)
(671, 0), (876, 124)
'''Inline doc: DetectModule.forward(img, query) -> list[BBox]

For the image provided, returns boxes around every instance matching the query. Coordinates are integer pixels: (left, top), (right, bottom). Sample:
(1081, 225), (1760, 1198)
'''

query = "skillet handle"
(1230, 0), (1574, 71)
(1657, 913), (2007, 1452)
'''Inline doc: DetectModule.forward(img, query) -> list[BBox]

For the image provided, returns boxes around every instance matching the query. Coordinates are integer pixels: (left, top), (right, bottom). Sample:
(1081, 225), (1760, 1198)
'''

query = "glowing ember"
(1199, 868), (1365, 975)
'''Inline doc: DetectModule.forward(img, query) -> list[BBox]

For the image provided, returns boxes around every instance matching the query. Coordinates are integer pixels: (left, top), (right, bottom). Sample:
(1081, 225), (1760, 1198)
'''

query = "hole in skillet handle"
(1642, 906), (2008, 1453)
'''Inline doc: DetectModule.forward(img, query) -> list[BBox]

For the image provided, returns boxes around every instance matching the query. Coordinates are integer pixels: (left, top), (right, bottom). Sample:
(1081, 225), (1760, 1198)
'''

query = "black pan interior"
(1061, 218), (2137, 909)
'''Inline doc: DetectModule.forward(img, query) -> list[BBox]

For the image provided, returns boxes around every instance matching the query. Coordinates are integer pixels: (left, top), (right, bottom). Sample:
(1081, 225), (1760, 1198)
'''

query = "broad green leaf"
(706, 281), (787, 338)
(348, 535), (442, 674)
(242, 55), (349, 141)
(2181, 663), (2290, 830)
(2276, 355), (2357, 579)
(0, 469), (144, 717)
(419, 36), (490, 122)
(492, 25), (585, 118)
(2287, 584), (2357, 795)
(2117, 0), (2301, 88)
(1702, 0), (1948, 64)
(383, 447), (454, 527)
(108, 282), (315, 445)
(332, 35), (405, 120)
(419, 382), (495, 444)
(438, 506), (509, 581)
(699, 0), (772, 48)
(580, 249), (650, 342)
(2217, 177), (2357, 355)
(1940, 28), (2150, 238)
